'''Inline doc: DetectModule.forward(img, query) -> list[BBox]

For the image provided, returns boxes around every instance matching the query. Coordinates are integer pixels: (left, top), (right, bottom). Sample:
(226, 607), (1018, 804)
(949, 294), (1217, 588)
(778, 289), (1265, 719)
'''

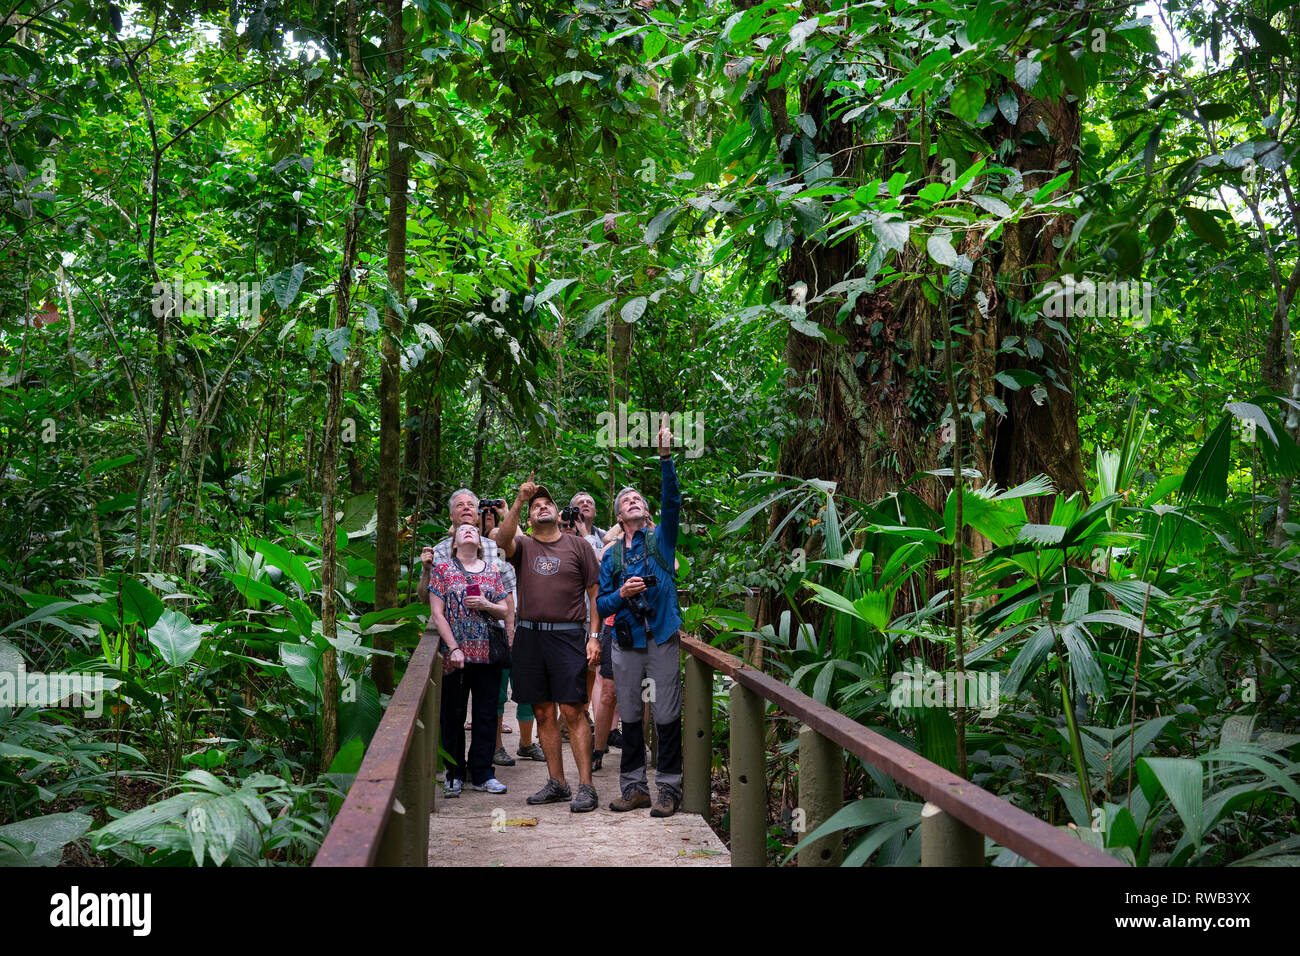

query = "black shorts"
(599, 623), (614, 680)
(511, 624), (589, 706)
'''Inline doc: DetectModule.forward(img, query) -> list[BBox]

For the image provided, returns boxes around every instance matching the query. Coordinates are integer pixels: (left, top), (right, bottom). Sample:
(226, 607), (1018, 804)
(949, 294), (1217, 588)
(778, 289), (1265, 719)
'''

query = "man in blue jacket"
(597, 416), (684, 817)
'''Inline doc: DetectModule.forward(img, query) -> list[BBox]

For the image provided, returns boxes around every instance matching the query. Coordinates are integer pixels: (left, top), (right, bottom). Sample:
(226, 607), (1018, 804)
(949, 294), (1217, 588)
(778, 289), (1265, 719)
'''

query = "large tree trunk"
(777, 90), (1086, 521)
(371, 0), (410, 695)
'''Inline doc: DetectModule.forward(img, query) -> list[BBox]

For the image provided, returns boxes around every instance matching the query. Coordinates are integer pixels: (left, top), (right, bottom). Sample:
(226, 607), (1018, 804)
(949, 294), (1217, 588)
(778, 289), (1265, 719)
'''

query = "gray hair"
(448, 488), (478, 514)
(614, 486), (642, 520)
(570, 492), (594, 506)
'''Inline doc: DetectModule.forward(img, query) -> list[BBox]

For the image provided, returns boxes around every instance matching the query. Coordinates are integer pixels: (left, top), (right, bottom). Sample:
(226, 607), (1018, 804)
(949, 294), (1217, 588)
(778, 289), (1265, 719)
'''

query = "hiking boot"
(606, 728), (623, 750)
(516, 741), (546, 762)
(492, 746), (516, 767)
(471, 777), (508, 794)
(650, 790), (680, 818)
(608, 789), (651, 812)
(526, 777), (572, 805)
(570, 783), (597, 813)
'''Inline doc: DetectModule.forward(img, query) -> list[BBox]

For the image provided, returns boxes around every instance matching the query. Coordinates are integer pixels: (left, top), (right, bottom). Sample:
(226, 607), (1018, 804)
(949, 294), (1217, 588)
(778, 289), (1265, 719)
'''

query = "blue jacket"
(597, 457), (682, 648)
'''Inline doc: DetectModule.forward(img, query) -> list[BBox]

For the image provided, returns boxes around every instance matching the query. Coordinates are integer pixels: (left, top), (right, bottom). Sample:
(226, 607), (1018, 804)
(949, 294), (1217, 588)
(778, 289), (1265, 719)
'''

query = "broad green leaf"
(1182, 206), (1228, 249)
(644, 206), (684, 245)
(1245, 14), (1290, 56)
(147, 610), (209, 667)
(620, 296), (647, 323)
(325, 325), (351, 363)
(0, 813), (93, 866)
(926, 233), (958, 267)
(280, 642), (321, 696)
(1180, 415), (1232, 503)
(973, 194), (1014, 218)
(996, 92), (1019, 124)
(950, 76), (985, 123)
(1014, 56), (1041, 91)
(265, 262), (306, 310)
(102, 574), (164, 628)
(249, 538), (314, 594)
(188, 795), (247, 867)
(223, 572), (291, 607)
(533, 277), (578, 306)
(873, 216), (909, 253)
(1137, 757), (1204, 848)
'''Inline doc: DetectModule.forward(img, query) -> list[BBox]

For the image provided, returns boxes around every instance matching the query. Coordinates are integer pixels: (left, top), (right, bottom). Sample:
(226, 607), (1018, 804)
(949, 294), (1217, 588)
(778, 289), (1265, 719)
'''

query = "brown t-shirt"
(508, 532), (599, 624)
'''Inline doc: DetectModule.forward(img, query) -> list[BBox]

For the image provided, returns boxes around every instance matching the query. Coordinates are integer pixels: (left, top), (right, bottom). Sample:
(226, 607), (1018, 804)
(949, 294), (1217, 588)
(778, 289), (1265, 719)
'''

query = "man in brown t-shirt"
(497, 476), (602, 813)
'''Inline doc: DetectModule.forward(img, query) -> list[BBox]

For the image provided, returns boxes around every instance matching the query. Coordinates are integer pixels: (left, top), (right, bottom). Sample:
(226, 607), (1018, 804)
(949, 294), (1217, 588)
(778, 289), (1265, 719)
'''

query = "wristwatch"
(589, 632), (599, 641)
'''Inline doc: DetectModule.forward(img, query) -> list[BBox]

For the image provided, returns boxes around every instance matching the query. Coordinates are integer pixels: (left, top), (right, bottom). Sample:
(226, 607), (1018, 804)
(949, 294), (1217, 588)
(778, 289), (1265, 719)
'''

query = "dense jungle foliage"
(1, 0), (1298, 867)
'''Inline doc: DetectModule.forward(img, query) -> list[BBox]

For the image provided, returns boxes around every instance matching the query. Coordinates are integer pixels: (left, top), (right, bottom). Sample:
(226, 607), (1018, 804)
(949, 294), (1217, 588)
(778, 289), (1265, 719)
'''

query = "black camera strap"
(611, 531), (675, 583)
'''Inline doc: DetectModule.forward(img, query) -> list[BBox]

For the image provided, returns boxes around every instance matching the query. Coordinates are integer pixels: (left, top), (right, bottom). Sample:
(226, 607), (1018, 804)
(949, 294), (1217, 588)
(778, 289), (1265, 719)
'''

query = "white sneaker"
(443, 778), (463, 798)
(471, 777), (508, 794)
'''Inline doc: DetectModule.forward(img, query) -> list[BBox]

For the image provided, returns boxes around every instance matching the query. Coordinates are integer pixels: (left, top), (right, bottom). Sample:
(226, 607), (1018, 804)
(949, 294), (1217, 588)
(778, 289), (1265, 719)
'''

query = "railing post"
(729, 680), (766, 867)
(797, 723), (843, 867)
(920, 802), (984, 866)
(376, 794), (407, 866)
(428, 665), (442, 815)
(682, 653), (712, 815)
(398, 674), (438, 867)
(399, 709), (428, 866)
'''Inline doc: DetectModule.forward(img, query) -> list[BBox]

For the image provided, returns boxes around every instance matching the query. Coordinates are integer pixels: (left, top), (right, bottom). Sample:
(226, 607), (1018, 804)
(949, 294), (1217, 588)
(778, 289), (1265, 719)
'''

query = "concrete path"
(428, 699), (729, 866)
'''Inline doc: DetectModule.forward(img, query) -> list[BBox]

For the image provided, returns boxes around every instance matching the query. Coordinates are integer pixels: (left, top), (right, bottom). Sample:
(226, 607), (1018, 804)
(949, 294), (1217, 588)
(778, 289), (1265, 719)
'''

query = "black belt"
(518, 620), (585, 632)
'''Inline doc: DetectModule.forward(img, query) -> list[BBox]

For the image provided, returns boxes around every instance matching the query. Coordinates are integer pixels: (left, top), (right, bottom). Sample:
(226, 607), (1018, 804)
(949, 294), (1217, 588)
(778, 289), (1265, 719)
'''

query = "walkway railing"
(313, 626), (442, 867)
(681, 634), (1121, 866)
(313, 625), (1121, 866)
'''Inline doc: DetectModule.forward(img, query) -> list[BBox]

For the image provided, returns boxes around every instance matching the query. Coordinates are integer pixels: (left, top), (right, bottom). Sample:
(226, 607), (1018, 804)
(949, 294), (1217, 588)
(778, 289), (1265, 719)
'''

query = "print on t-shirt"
(508, 533), (600, 624)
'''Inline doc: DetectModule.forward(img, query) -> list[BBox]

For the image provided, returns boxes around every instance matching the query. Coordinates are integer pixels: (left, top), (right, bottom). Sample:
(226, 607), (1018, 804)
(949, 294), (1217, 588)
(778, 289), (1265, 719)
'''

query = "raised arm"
(497, 473), (536, 560)
(657, 415), (681, 551)
(419, 547), (435, 608)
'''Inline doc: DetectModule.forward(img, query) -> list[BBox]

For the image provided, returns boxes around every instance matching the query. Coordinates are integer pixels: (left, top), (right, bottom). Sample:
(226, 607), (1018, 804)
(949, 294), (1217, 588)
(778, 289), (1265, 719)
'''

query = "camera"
(622, 568), (655, 619)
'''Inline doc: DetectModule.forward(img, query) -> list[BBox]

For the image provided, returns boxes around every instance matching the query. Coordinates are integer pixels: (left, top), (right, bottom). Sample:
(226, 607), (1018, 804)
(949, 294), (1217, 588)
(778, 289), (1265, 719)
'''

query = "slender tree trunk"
(60, 268), (104, 575)
(320, 0), (378, 769)
(372, 0), (409, 694)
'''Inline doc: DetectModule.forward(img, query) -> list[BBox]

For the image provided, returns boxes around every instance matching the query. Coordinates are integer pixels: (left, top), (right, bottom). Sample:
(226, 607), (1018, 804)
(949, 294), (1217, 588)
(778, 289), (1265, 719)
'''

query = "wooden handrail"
(313, 625), (442, 867)
(679, 634), (1123, 867)
(312, 625), (1120, 866)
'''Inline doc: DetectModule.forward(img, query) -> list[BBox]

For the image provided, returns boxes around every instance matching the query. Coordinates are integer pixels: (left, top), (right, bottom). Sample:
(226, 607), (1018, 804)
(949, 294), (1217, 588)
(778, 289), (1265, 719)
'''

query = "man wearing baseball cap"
(497, 475), (603, 812)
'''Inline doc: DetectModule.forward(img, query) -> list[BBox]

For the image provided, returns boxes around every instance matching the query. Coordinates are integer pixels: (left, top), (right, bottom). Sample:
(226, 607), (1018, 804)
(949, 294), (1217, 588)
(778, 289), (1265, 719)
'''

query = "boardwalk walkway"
(314, 631), (1120, 868)
(427, 700), (730, 866)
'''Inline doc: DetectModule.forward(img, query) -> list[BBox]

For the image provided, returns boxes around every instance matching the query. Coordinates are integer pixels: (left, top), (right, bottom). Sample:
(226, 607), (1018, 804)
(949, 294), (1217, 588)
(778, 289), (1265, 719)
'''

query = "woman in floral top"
(429, 523), (512, 796)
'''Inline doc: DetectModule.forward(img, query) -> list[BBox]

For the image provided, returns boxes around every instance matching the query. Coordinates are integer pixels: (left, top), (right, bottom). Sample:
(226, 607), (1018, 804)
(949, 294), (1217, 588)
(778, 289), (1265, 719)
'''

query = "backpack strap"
(646, 531), (676, 583)
(611, 531), (675, 583)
